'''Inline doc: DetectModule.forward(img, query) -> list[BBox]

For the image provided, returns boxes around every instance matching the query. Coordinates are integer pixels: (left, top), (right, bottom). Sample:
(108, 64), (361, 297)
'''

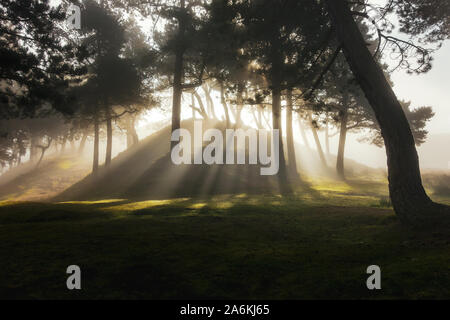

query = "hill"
(0, 154), (91, 202)
(54, 120), (285, 201)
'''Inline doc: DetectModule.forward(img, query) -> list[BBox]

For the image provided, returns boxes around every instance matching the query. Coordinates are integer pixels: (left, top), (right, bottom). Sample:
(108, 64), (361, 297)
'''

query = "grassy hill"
(1, 120), (448, 203)
(0, 154), (91, 202)
(54, 120), (298, 201)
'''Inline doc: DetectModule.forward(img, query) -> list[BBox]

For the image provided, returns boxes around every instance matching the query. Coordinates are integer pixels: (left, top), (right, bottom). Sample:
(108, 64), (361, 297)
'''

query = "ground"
(1, 179), (449, 300)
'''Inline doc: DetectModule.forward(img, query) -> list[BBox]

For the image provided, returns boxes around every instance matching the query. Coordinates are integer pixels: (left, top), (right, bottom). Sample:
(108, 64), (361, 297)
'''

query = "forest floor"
(1, 179), (449, 299)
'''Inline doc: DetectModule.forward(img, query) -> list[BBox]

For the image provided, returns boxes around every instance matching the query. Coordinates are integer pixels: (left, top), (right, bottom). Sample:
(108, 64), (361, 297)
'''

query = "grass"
(0, 183), (449, 300)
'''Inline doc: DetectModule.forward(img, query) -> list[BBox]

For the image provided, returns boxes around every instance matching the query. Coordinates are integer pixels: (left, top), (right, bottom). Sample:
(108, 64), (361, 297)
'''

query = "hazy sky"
(389, 42), (450, 135)
(344, 40), (450, 170)
(343, 0), (450, 169)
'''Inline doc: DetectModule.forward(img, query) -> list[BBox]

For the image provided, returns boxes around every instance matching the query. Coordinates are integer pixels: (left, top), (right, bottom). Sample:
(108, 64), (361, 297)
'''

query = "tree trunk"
(203, 85), (218, 120)
(298, 117), (311, 149)
(30, 136), (39, 162)
(78, 131), (88, 155)
(309, 111), (328, 168)
(286, 89), (299, 180)
(326, 0), (449, 225)
(272, 86), (292, 194)
(36, 150), (45, 168)
(336, 108), (349, 180)
(262, 108), (272, 129)
(193, 92), (208, 119)
(93, 112), (99, 175)
(191, 93), (196, 119)
(60, 136), (67, 154)
(170, 0), (185, 151)
(235, 82), (244, 127)
(325, 113), (330, 157)
(258, 107), (264, 129)
(105, 109), (112, 167)
(69, 139), (75, 153)
(270, 38), (292, 194)
(252, 108), (263, 129)
(36, 137), (52, 168)
(220, 81), (230, 127)
(131, 117), (139, 145)
(126, 116), (139, 149)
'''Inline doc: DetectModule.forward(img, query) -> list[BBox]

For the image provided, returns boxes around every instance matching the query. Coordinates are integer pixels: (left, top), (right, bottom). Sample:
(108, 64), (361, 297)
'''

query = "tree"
(324, 0), (450, 225)
(233, 0), (331, 193)
(70, 0), (149, 171)
(130, 0), (208, 149)
(0, 0), (84, 118)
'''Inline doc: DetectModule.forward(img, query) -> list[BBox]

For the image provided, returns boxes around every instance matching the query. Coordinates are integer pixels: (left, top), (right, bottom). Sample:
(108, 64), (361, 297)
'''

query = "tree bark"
(270, 37), (292, 194)
(272, 86), (292, 194)
(170, 0), (186, 151)
(309, 111), (328, 168)
(286, 89), (299, 180)
(105, 109), (113, 167)
(235, 82), (244, 127)
(220, 81), (231, 127)
(325, 113), (331, 157)
(325, 0), (449, 225)
(93, 112), (99, 175)
(336, 107), (349, 180)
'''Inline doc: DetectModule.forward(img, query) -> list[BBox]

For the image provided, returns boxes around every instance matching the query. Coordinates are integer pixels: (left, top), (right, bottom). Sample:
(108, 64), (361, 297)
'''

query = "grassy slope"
(0, 155), (91, 201)
(1, 182), (449, 300)
(1, 121), (449, 299)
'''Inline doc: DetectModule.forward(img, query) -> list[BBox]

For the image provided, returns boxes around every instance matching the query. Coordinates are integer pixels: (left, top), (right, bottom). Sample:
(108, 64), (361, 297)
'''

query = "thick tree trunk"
(336, 108), (349, 180)
(170, 0), (185, 151)
(93, 112), (99, 175)
(326, 0), (449, 225)
(286, 89), (299, 180)
(105, 110), (112, 167)
(270, 38), (292, 194)
(272, 87), (292, 194)
(171, 53), (183, 150)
